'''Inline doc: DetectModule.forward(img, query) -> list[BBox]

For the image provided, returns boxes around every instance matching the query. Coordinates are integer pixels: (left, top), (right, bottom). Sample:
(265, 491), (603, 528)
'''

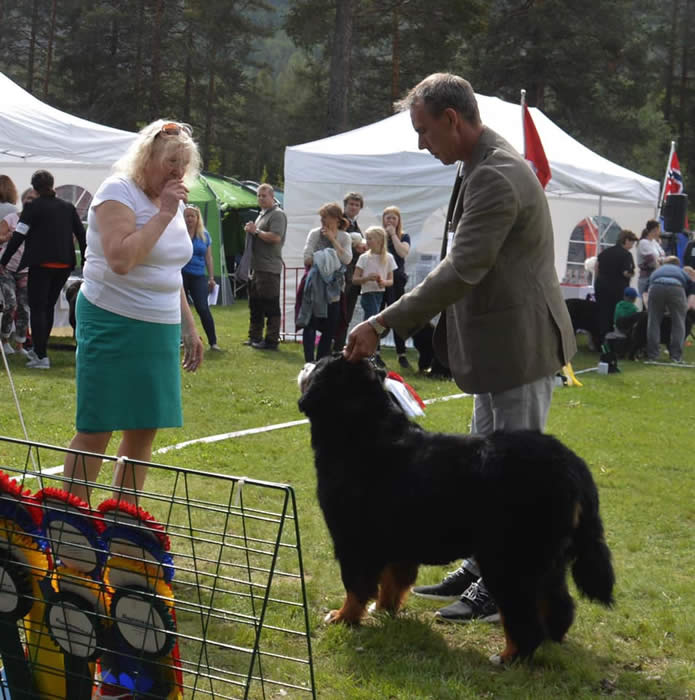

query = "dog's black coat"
(565, 298), (601, 351)
(299, 356), (615, 660)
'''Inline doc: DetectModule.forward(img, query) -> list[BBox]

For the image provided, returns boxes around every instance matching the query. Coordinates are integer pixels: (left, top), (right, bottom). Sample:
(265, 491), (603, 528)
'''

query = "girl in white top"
(353, 226), (397, 320)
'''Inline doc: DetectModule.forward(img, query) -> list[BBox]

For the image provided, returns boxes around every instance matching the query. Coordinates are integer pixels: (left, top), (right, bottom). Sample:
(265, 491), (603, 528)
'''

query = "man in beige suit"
(345, 73), (576, 623)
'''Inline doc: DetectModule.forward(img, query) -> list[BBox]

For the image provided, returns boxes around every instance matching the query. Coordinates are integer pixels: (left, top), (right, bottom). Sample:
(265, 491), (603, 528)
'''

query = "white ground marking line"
(11, 392), (473, 480)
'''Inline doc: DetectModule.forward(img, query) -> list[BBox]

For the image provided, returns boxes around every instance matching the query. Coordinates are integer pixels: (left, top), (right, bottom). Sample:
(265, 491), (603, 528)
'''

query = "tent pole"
(598, 196), (604, 252)
(198, 174), (230, 305)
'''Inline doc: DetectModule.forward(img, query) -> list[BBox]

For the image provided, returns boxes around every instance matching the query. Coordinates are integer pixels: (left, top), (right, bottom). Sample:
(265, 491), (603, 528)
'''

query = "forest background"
(0, 0), (692, 195)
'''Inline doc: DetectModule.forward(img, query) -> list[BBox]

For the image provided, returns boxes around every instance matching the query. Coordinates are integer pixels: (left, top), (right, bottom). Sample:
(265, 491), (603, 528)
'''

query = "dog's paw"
(489, 651), (519, 667)
(324, 609), (360, 626)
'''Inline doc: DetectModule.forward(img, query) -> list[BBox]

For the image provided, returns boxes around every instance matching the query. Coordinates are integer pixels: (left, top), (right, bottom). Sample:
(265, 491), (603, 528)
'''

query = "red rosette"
(34, 486), (106, 534)
(98, 499), (170, 552)
(385, 371), (427, 410)
(0, 470), (44, 533)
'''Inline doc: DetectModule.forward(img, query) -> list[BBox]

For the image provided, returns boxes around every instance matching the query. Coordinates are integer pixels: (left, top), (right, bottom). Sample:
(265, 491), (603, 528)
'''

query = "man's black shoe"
(411, 566), (478, 601)
(251, 340), (279, 350)
(434, 579), (500, 623)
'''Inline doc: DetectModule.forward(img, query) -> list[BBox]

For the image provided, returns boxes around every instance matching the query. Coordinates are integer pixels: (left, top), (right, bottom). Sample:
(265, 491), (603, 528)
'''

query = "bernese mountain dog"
(298, 355), (614, 663)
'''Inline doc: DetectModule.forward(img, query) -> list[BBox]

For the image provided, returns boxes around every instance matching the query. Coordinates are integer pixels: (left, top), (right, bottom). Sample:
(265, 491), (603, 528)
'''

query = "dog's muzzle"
(297, 362), (316, 394)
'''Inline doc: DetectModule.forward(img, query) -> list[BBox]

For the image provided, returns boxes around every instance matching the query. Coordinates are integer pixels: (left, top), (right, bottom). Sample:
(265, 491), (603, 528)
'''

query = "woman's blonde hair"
(318, 202), (349, 230)
(365, 225), (388, 265)
(382, 205), (403, 239)
(185, 204), (205, 240)
(113, 119), (201, 191)
(0, 175), (18, 204)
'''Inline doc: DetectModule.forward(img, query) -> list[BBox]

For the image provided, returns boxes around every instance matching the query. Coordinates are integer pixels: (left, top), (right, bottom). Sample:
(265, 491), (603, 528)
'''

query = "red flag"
(662, 148), (684, 204)
(523, 103), (551, 189)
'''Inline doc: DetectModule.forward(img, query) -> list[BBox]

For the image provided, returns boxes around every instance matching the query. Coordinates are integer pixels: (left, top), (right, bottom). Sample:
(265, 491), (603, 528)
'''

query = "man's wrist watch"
(367, 315), (389, 338)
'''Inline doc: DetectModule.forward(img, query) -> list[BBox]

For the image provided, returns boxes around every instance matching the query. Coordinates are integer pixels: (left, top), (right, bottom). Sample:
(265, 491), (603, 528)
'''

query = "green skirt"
(75, 292), (182, 433)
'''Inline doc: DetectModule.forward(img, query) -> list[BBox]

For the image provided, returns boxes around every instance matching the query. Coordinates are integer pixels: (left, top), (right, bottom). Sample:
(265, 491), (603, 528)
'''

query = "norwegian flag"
(662, 146), (684, 204)
(522, 102), (551, 189)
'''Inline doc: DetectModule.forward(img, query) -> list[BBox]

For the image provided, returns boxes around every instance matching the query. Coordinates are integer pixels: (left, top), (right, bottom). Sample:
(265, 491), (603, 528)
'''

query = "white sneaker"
(25, 349), (38, 361)
(2, 341), (14, 355)
(210, 344), (223, 351)
(26, 356), (50, 369)
(17, 347), (29, 357)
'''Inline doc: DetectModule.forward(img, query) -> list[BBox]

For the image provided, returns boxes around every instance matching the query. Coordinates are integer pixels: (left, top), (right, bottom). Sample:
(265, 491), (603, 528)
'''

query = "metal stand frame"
(0, 436), (316, 699)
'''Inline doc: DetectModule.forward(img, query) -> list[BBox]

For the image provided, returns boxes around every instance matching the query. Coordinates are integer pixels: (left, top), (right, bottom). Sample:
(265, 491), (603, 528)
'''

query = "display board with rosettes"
(0, 436), (316, 699)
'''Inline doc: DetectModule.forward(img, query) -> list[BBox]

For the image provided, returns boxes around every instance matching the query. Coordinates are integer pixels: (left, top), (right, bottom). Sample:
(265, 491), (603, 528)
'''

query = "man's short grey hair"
(258, 183), (274, 194)
(395, 73), (481, 125)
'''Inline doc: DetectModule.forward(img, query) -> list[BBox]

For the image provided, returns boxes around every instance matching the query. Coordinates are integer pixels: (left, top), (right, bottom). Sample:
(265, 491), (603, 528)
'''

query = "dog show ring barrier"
(0, 435), (316, 699)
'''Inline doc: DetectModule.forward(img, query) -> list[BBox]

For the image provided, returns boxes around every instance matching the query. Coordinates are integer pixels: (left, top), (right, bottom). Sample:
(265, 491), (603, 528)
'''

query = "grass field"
(1, 302), (694, 699)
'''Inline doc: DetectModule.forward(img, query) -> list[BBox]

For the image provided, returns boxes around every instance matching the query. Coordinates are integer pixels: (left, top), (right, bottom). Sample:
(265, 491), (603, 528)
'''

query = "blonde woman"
(182, 204), (220, 350)
(382, 205), (411, 368)
(62, 119), (204, 504)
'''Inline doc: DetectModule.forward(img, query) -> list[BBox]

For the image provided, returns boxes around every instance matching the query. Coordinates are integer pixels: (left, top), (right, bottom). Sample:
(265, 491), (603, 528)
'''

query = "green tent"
(188, 173), (259, 302)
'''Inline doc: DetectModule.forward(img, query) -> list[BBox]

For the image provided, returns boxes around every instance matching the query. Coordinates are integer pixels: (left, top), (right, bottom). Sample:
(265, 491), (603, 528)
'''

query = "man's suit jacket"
(382, 126), (576, 394)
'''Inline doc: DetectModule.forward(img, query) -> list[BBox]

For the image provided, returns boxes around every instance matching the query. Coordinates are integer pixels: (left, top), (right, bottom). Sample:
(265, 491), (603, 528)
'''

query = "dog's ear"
(298, 358), (333, 416)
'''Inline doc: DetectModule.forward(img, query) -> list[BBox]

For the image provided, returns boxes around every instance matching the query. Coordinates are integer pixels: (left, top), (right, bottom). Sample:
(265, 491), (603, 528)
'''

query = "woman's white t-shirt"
(637, 238), (664, 272)
(355, 251), (397, 294)
(81, 175), (192, 324)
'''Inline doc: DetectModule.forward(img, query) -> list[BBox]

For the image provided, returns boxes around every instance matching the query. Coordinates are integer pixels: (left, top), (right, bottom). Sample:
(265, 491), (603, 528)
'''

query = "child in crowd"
(352, 226), (397, 365)
(614, 286), (641, 335)
(353, 226), (396, 317)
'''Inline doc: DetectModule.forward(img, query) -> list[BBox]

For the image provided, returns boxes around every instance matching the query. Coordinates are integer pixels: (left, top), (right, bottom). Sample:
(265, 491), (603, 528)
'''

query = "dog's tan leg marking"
(376, 563), (418, 614)
(572, 501), (582, 528)
(498, 613), (519, 663)
(325, 592), (367, 625)
(376, 566), (406, 614)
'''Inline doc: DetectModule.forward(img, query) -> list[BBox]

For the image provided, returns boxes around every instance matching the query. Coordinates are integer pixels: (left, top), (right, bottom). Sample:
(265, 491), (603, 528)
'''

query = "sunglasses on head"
(158, 122), (193, 137)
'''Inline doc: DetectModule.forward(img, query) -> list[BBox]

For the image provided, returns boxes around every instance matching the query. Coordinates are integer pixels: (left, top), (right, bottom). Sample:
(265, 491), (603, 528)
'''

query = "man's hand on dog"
(344, 320), (379, 362)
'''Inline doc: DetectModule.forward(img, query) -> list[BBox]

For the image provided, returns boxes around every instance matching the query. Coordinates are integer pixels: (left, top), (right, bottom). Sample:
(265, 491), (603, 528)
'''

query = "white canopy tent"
(0, 72), (136, 201)
(283, 95), (660, 331)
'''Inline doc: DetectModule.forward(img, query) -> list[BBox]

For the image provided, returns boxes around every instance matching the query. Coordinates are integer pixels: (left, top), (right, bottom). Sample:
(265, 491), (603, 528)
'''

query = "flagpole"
(520, 89), (526, 155)
(658, 140), (676, 216)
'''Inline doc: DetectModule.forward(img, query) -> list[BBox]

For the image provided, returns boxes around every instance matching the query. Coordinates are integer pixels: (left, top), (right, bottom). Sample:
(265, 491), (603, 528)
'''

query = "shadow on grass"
(315, 613), (690, 699)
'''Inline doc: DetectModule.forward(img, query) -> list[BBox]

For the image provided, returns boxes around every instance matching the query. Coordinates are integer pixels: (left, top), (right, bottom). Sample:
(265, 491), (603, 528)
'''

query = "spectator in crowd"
(0, 175), (19, 340)
(333, 192), (366, 352)
(0, 175), (18, 221)
(242, 184), (287, 350)
(645, 256), (695, 363)
(0, 170), (86, 369)
(637, 219), (664, 298)
(613, 286), (641, 335)
(382, 206), (411, 369)
(352, 225), (396, 365)
(682, 236), (695, 269)
(61, 120), (204, 504)
(182, 204), (221, 351)
(299, 202), (352, 362)
(594, 229), (638, 340)
(0, 187), (38, 355)
(345, 73), (575, 624)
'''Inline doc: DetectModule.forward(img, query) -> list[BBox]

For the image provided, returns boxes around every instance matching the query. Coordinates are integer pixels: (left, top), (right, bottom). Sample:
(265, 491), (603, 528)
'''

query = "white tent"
(0, 72), (136, 201)
(283, 94), (660, 293)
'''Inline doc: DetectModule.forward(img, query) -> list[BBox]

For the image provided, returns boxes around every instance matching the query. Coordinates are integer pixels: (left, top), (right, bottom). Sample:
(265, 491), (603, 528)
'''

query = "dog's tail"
(570, 483), (615, 607)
